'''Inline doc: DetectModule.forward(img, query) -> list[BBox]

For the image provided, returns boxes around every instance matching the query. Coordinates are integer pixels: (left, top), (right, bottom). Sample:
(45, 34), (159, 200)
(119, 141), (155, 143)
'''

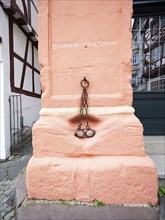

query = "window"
(152, 22), (159, 36)
(151, 46), (160, 62)
(161, 16), (165, 28)
(151, 79), (165, 91)
(132, 16), (165, 92)
(134, 36), (137, 43)
(132, 54), (138, 65)
(132, 75), (137, 86)
(163, 43), (165, 57)
(160, 79), (165, 91)
(151, 81), (159, 91)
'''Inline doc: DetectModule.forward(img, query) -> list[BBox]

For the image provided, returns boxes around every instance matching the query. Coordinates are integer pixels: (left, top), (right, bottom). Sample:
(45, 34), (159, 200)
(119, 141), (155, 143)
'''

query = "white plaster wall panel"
(34, 47), (40, 69)
(0, 41), (6, 159)
(0, 42), (2, 60)
(23, 66), (33, 92)
(14, 58), (23, 88)
(27, 42), (32, 65)
(34, 73), (41, 94)
(0, 8), (11, 159)
(31, 2), (38, 33)
(16, 0), (24, 13)
(33, 0), (38, 10)
(13, 24), (26, 57)
(0, 64), (5, 159)
(21, 95), (41, 126)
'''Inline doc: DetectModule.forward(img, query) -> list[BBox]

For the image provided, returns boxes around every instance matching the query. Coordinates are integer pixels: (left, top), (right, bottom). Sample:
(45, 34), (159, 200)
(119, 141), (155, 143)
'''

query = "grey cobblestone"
(0, 204), (8, 212)
(3, 189), (14, 195)
(1, 207), (12, 218)
(0, 169), (7, 182)
(0, 195), (6, 200)
(2, 185), (10, 191)
(0, 143), (32, 220)
(0, 179), (16, 220)
(1, 197), (9, 204)
(4, 210), (15, 220)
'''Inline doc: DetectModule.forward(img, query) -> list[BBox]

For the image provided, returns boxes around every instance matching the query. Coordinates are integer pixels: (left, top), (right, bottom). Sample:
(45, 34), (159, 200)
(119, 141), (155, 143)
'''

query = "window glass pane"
(132, 16), (165, 92)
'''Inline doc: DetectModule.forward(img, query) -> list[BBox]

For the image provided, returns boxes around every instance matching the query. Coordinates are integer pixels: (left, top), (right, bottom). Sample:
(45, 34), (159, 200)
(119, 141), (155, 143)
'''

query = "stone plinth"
(27, 156), (157, 204)
(26, 0), (158, 205)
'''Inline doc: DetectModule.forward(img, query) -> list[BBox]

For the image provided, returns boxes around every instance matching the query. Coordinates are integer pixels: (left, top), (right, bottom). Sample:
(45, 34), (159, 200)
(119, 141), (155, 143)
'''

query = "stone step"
(149, 155), (165, 181)
(144, 136), (165, 142)
(144, 136), (165, 155)
(144, 136), (165, 185)
(17, 203), (159, 220)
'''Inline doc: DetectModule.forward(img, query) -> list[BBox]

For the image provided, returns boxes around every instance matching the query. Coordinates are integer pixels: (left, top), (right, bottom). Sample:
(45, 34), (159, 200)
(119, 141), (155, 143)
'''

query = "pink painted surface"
(33, 114), (145, 157)
(39, 0), (132, 108)
(27, 156), (158, 205)
(27, 0), (158, 205)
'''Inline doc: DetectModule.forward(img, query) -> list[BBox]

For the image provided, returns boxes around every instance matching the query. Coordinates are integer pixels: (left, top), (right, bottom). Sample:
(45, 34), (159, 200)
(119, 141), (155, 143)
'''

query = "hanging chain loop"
(75, 77), (95, 138)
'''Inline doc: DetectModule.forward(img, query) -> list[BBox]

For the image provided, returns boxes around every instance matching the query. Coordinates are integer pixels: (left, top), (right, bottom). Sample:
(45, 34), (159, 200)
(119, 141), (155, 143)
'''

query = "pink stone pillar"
(27, 0), (158, 205)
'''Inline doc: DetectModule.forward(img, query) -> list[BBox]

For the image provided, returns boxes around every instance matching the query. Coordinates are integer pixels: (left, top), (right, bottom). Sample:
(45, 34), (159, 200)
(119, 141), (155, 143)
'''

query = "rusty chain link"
(74, 77), (95, 138)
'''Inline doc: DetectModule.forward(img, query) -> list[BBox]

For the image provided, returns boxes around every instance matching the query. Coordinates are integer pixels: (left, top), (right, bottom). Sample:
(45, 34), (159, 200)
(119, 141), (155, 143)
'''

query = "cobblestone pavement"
(0, 142), (32, 220)
(0, 179), (16, 220)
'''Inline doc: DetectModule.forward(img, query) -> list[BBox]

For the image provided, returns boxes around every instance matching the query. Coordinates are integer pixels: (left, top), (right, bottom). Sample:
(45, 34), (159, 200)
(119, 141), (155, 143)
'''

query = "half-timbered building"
(0, 0), (41, 159)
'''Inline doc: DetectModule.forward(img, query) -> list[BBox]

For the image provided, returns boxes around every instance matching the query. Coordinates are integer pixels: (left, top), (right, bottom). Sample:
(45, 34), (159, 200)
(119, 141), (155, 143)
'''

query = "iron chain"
(75, 77), (95, 138)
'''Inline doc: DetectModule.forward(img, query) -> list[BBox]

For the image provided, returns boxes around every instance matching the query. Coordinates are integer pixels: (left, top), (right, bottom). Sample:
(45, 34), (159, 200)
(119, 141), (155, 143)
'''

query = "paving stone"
(1, 184), (11, 192)
(0, 168), (7, 182)
(2, 180), (11, 185)
(1, 160), (18, 170)
(0, 195), (6, 200)
(4, 210), (15, 220)
(7, 165), (20, 180)
(0, 207), (12, 218)
(1, 197), (8, 204)
(0, 203), (8, 212)
(8, 190), (15, 197)
(7, 158), (29, 180)
(6, 195), (15, 207)
(3, 189), (13, 195)
(0, 189), (4, 195)
(15, 168), (27, 208)
(18, 159), (29, 170)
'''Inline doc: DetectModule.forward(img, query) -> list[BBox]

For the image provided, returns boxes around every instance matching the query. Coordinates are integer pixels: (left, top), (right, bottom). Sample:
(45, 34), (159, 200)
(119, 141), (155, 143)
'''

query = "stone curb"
(15, 167), (27, 208)
(159, 195), (165, 220)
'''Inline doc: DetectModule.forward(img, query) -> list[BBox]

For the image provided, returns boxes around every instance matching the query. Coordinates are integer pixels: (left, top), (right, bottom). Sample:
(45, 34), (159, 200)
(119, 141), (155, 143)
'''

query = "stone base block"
(32, 112), (145, 157)
(27, 155), (158, 205)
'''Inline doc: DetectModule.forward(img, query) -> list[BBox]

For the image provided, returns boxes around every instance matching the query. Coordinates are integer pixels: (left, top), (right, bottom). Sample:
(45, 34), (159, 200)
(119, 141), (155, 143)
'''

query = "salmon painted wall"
(39, 0), (132, 108)
(26, 0), (158, 205)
